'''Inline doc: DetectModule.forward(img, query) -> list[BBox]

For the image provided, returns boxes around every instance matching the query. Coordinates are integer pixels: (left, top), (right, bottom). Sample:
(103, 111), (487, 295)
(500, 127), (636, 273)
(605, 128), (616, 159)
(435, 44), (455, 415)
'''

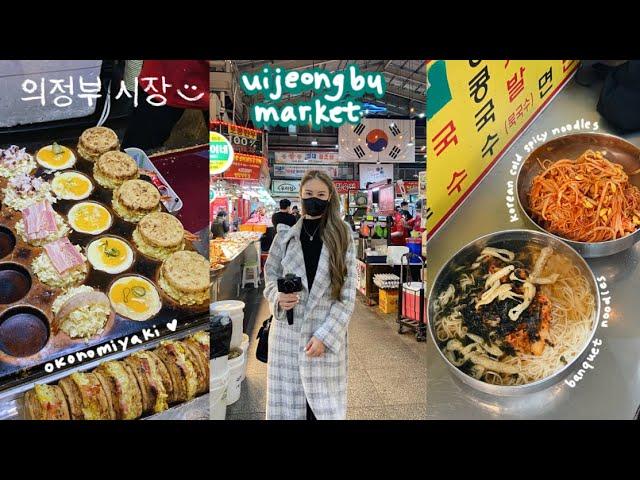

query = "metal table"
(427, 75), (640, 419)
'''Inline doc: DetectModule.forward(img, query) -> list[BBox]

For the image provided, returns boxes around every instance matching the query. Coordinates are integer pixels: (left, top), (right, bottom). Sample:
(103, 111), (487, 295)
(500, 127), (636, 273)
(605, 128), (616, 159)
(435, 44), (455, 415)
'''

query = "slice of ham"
(23, 201), (57, 240)
(55, 290), (111, 322)
(44, 238), (84, 274)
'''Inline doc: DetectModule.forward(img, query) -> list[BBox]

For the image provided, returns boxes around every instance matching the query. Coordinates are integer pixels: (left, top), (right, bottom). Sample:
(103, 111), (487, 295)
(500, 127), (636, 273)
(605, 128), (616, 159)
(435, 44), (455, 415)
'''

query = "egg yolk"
(73, 204), (110, 231)
(58, 175), (91, 197)
(110, 279), (152, 313)
(96, 238), (128, 266)
(39, 146), (72, 168)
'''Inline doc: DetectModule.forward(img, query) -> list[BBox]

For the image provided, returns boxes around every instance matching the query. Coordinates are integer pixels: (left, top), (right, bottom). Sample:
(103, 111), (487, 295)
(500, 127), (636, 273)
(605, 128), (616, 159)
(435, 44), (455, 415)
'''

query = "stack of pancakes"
(158, 251), (210, 307)
(93, 151), (139, 189)
(77, 127), (119, 162)
(132, 212), (185, 260)
(112, 179), (161, 223)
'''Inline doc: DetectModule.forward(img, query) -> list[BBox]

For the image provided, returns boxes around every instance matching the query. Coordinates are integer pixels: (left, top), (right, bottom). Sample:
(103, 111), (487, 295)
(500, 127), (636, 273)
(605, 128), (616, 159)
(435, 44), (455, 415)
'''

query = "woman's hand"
(278, 292), (299, 311)
(305, 336), (326, 357)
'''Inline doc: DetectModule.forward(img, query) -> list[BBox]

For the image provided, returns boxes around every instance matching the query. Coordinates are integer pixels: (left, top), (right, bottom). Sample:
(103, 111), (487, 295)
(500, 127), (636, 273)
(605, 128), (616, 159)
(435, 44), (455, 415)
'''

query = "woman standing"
(263, 170), (357, 420)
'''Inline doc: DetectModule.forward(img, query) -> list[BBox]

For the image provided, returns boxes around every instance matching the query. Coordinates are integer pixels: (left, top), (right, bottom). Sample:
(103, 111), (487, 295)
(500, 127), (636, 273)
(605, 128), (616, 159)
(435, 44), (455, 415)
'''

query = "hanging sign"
(210, 131), (234, 174)
(273, 151), (340, 164)
(271, 179), (301, 195)
(274, 164), (339, 178)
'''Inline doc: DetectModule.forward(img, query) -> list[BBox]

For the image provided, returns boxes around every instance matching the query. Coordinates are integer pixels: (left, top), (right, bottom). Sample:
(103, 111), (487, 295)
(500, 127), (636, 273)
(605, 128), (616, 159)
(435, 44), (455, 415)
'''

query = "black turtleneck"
(300, 217), (323, 291)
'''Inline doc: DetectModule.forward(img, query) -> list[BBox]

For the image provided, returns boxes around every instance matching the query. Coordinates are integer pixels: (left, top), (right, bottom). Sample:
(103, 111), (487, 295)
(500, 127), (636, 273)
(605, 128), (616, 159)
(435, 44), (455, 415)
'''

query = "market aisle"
(225, 288), (427, 420)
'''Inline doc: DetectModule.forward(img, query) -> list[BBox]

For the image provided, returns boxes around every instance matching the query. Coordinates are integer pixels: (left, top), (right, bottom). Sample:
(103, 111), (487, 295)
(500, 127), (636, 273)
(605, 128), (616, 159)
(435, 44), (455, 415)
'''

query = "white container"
(226, 349), (245, 405)
(211, 355), (228, 377)
(239, 333), (250, 382)
(0, 60), (103, 128)
(210, 365), (229, 420)
(211, 300), (245, 350)
(387, 246), (410, 265)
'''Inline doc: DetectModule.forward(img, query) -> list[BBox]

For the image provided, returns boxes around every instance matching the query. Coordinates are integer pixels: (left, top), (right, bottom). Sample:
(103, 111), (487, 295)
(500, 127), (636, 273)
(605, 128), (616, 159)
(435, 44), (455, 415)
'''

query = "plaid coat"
(263, 219), (356, 420)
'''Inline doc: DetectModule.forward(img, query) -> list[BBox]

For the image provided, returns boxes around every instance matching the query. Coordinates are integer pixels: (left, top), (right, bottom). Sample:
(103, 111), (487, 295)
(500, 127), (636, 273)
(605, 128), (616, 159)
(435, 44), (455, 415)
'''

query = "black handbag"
(255, 237), (293, 363)
(255, 315), (271, 363)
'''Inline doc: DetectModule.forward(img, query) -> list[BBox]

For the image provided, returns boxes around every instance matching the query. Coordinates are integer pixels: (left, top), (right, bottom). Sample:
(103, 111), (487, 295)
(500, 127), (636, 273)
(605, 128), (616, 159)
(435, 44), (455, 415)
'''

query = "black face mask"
(302, 197), (329, 216)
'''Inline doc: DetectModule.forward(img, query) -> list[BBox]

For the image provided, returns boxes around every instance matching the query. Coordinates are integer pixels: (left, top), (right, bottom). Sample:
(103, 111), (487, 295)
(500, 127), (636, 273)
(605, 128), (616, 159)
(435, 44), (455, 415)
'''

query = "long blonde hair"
(300, 170), (350, 301)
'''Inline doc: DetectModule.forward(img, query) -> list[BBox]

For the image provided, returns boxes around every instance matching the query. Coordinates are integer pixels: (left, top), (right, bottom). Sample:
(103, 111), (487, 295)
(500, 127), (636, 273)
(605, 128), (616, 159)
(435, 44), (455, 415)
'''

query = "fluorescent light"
(311, 139), (318, 146)
(418, 112), (425, 118)
(407, 142), (414, 147)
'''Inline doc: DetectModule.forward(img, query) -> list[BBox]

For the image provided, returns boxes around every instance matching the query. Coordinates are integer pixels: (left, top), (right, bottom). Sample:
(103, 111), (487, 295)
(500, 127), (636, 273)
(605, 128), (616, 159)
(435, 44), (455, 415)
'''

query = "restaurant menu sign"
(222, 152), (264, 180)
(274, 163), (339, 178)
(334, 180), (359, 194)
(212, 120), (265, 156)
(274, 151), (339, 164)
(271, 179), (301, 195)
(426, 60), (579, 236)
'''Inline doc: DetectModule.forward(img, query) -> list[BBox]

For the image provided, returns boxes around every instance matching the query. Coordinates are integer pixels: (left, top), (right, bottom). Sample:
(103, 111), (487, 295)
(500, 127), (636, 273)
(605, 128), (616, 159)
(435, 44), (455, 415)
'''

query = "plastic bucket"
(226, 348), (245, 405)
(211, 355), (228, 377)
(239, 333), (250, 382)
(210, 365), (229, 420)
(406, 238), (422, 256)
(211, 300), (245, 350)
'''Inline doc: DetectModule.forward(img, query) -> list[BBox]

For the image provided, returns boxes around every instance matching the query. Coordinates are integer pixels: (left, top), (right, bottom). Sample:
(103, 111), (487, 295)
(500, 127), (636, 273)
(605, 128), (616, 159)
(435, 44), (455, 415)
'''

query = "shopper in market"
(211, 210), (229, 239)
(390, 208), (408, 246)
(271, 199), (297, 229)
(263, 170), (357, 420)
(408, 199), (424, 234)
(399, 200), (413, 221)
(291, 205), (301, 221)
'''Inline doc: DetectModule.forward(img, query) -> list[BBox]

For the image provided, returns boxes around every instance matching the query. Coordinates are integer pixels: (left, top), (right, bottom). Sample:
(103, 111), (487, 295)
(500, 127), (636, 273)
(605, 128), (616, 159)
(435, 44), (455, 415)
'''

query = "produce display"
(0, 128), (209, 389)
(23, 330), (209, 420)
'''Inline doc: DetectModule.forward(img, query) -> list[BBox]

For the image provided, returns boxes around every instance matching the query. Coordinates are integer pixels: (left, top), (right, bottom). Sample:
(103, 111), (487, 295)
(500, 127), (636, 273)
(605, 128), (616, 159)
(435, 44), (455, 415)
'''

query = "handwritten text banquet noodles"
(432, 244), (595, 386)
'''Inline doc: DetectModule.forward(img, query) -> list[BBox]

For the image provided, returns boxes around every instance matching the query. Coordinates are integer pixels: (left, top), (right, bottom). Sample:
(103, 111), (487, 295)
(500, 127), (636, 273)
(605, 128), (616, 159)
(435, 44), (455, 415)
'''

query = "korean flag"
(338, 119), (416, 163)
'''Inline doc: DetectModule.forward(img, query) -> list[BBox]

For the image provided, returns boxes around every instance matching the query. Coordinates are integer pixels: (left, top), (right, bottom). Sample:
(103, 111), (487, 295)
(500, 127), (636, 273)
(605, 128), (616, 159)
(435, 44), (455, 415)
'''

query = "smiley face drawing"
(176, 83), (205, 102)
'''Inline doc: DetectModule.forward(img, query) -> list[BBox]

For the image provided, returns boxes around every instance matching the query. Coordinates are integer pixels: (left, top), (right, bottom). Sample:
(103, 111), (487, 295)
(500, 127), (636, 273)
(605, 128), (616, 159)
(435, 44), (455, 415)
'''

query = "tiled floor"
(225, 287), (427, 420)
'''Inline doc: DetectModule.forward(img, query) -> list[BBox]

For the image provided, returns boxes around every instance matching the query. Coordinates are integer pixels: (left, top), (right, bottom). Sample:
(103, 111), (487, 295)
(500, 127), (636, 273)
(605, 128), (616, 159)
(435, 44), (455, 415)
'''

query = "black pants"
(306, 400), (316, 420)
(122, 87), (208, 150)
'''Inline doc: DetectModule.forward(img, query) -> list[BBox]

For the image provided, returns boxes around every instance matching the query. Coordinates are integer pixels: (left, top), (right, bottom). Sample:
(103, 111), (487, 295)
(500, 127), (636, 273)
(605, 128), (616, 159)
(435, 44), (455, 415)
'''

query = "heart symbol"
(167, 319), (178, 332)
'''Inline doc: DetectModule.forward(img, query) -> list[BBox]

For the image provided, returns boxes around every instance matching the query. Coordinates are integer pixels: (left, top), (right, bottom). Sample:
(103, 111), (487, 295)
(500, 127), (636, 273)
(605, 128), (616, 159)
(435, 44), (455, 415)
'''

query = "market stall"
(426, 62), (640, 419)
(0, 137), (210, 420)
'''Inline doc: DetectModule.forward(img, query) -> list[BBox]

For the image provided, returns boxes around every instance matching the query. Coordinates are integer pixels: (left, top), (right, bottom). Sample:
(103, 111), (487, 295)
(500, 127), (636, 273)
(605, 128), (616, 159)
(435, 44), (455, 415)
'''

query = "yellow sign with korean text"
(426, 60), (579, 236)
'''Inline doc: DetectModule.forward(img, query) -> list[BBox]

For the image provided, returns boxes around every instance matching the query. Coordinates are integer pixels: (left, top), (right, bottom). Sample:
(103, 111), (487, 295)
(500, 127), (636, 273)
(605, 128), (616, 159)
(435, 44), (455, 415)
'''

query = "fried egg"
(36, 144), (76, 170)
(68, 202), (112, 234)
(51, 171), (93, 200)
(87, 237), (134, 274)
(109, 276), (161, 321)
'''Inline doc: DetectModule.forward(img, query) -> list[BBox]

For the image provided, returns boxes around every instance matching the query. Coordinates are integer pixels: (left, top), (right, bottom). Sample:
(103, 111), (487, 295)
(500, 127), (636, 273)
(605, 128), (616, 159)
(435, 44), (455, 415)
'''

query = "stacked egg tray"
(0, 147), (208, 392)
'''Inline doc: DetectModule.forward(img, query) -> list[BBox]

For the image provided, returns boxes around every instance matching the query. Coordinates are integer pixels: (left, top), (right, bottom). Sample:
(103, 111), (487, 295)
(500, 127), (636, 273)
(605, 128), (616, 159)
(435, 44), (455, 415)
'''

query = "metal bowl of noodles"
(428, 229), (600, 396)
(516, 132), (640, 258)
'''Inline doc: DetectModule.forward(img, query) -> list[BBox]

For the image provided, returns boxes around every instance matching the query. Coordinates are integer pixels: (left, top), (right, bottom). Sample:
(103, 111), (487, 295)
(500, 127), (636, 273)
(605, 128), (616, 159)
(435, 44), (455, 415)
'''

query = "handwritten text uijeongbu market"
(240, 65), (386, 129)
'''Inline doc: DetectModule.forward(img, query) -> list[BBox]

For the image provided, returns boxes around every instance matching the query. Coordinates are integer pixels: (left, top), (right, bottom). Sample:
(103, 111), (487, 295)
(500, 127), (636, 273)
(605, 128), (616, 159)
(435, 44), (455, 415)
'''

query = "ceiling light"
(407, 142), (414, 147)
(311, 139), (318, 146)
(418, 112), (425, 118)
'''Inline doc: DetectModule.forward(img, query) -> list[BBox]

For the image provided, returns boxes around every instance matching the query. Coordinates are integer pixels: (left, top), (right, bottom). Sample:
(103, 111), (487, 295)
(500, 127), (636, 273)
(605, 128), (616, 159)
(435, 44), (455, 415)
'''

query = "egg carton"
(0, 143), (206, 393)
